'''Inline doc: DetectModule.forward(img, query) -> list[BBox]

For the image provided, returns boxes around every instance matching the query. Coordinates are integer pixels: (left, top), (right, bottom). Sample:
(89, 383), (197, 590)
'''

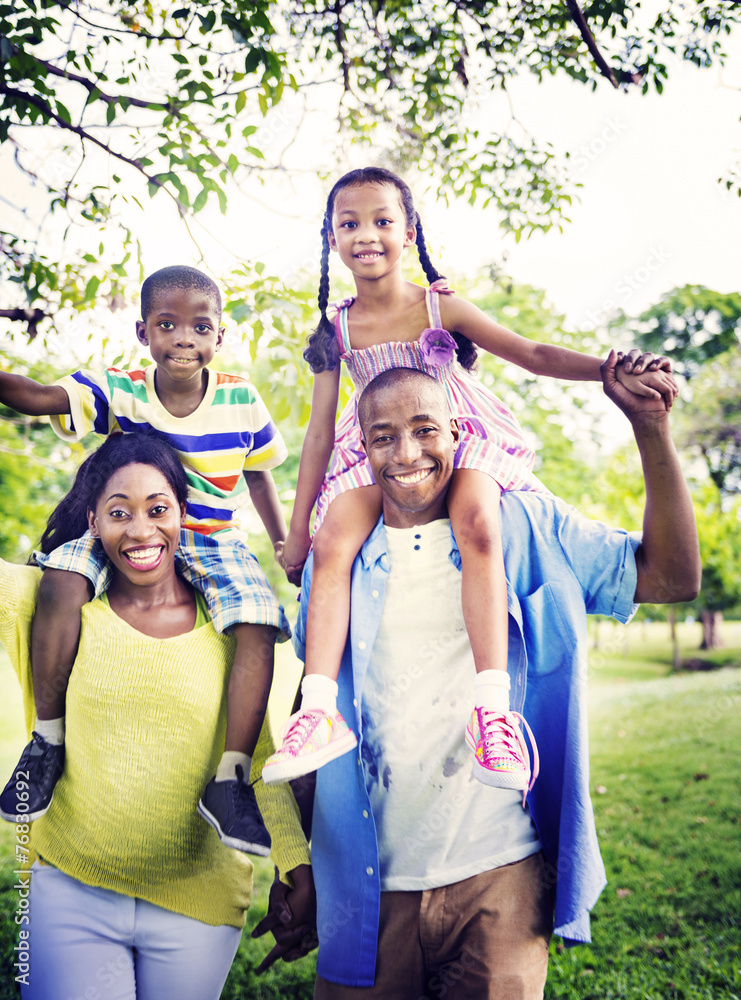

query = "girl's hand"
(614, 357), (678, 411)
(616, 349), (673, 375)
(282, 529), (311, 587)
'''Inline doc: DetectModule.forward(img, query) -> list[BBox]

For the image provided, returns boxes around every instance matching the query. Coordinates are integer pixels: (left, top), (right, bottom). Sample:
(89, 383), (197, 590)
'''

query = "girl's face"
(329, 183), (416, 281)
(87, 463), (185, 588)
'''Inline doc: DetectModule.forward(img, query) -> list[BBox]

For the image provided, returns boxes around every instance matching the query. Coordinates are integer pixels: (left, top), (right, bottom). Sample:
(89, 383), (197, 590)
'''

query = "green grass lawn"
(1, 622), (739, 999)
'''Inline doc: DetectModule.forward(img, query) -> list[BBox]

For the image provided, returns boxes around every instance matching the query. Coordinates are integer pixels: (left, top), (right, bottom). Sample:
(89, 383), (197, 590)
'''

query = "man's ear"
(450, 418), (460, 446)
(87, 508), (99, 537)
(215, 326), (225, 352)
(135, 320), (149, 347)
(360, 434), (367, 455)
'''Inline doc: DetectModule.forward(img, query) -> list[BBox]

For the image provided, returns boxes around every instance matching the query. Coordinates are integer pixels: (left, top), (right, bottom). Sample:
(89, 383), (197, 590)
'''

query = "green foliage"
(613, 285), (741, 381)
(0, 356), (86, 562)
(692, 484), (741, 617)
(469, 274), (604, 501)
(612, 285), (741, 625)
(2, 2), (741, 337)
(3, 630), (740, 998)
(548, 665), (741, 1000)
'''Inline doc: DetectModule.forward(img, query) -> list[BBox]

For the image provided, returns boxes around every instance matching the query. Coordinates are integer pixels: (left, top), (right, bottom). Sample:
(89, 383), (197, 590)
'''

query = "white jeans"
(21, 864), (242, 1000)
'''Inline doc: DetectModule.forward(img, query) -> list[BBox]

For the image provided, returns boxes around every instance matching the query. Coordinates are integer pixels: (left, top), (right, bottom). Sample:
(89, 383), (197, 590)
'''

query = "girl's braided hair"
(303, 167), (477, 373)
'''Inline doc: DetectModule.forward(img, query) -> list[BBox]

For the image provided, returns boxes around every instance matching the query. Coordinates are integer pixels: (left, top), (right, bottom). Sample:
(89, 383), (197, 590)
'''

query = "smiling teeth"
(126, 547), (162, 564)
(392, 470), (430, 484)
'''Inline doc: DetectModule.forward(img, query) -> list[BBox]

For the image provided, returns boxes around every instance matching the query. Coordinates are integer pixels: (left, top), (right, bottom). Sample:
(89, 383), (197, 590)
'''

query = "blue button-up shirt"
(294, 491), (640, 987)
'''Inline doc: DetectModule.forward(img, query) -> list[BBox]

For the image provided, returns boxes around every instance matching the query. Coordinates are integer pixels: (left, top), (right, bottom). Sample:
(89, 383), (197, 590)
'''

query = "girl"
(263, 167), (676, 793)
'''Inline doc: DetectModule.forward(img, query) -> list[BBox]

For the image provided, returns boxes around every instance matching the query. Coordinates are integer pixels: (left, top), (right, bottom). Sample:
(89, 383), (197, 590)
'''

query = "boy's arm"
(0, 372), (70, 416)
(244, 470), (288, 557)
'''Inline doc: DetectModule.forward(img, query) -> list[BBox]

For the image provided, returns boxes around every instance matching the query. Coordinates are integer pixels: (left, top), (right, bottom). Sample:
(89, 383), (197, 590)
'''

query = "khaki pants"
(314, 852), (555, 1000)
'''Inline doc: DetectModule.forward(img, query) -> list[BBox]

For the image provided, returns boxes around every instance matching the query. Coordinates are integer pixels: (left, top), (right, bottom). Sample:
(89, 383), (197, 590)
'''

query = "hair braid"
(303, 221), (340, 373)
(415, 219), (478, 372)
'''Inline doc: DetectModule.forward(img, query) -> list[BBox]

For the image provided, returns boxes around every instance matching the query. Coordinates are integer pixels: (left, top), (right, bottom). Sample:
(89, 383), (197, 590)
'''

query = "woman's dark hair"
(303, 167), (477, 373)
(37, 434), (188, 555)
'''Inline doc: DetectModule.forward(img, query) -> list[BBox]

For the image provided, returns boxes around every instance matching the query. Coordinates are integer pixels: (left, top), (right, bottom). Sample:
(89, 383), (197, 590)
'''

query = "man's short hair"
(358, 368), (449, 433)
(140, 266), (222, 321)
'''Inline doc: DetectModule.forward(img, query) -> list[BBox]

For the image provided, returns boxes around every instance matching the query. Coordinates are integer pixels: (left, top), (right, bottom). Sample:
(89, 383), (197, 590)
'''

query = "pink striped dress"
(313, 287), (548, 533)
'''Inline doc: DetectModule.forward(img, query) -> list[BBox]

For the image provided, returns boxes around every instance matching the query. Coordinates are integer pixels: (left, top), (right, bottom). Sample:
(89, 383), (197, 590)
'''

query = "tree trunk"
(700, 610), (723, 650)
(668, 608), (681, 671)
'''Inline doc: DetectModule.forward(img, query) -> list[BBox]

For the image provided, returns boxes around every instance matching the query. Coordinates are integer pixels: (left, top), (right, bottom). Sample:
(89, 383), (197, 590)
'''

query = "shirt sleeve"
(49, 370), (114, 442)
(252, 717), (311, 880)
(552, 500), (641, 623)
(0, 560), (42, 738)
(241, 384), (288, 472)
(291, 554), (313, 664)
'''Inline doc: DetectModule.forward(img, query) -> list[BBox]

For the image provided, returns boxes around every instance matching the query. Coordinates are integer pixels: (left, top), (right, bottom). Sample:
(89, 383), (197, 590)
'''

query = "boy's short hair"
(140, 266), (222, 320)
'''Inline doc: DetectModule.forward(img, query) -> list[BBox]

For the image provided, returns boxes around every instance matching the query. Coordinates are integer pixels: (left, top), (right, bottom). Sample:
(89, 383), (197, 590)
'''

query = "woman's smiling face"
(87, 462), (185, 587)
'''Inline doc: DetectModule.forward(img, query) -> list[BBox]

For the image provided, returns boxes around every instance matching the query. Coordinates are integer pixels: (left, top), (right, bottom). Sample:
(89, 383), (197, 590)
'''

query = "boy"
(0, 265), (288, 855)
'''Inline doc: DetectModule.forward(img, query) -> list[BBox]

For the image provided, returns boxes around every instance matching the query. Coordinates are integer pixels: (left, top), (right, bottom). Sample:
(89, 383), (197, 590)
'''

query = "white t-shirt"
(361, 518), (541, 891)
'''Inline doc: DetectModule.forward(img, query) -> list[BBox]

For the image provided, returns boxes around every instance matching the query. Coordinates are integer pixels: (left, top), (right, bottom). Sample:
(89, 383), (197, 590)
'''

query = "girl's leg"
(0, 569), (92, 823)
(305, 485), (383, 682)
(263, 485), (382, 785)
(447, 470), (536, 793)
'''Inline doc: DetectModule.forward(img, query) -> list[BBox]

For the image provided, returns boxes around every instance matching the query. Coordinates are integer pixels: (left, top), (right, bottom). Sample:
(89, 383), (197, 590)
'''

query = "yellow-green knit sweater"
(0, 560), (310, 928)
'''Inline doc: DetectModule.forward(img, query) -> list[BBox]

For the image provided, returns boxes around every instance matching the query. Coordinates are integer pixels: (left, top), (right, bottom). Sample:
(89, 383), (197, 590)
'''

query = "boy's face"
(361, 379), (459, 529)
(136, 286), (224, 390)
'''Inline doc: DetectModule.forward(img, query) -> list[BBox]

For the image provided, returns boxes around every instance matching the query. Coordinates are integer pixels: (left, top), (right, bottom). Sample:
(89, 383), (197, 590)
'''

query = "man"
(293, 353), (700, 998)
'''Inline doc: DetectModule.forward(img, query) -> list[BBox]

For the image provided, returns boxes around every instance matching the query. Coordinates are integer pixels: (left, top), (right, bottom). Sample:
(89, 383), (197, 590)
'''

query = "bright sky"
(2, 14), (739, 357)
(146, 30), (741, 334)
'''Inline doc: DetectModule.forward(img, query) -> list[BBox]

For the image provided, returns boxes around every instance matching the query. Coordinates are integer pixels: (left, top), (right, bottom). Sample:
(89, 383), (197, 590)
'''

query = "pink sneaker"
(262, 709), (357, 785)
(465, 708), (539, 805)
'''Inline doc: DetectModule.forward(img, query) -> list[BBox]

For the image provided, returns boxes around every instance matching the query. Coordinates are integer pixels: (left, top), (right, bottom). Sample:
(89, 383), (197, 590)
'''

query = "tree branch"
(0, 308), (46, 338)
(0, 84), (182, 208)
(566, 0), (619, 88)
(333, 1), (350, 92)
(30, 52), (175, 112)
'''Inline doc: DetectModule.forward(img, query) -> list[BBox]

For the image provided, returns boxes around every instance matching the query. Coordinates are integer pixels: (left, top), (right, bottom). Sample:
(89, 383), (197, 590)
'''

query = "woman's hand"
(251, 864), (317, 973)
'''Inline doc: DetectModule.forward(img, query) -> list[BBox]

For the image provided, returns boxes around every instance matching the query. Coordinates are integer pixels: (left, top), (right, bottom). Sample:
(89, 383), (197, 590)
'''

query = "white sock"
(34, 716), (65, 746)
(300, 675), (338, 716)
(216, 751), (252, 782)
(474, 671), (510, 713)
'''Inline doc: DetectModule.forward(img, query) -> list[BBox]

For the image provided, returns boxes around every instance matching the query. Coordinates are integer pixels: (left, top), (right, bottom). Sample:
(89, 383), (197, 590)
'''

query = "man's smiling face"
(360, 373), (459, 529)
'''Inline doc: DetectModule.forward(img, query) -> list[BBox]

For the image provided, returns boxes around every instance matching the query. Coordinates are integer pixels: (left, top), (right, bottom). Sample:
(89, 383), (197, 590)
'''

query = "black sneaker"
(0, 733), (65, 823)
(197, 765), (271, 856)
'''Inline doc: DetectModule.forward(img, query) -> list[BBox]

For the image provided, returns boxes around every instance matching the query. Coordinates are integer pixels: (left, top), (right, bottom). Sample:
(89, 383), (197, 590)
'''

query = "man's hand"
(602, 350), (674, 421)
(251, 864), (317, 974)
(614, 350), (678, 410)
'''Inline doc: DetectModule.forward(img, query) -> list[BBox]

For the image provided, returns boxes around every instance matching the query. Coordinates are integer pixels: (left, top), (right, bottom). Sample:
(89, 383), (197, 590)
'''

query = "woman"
(0, 434), (312, 1000)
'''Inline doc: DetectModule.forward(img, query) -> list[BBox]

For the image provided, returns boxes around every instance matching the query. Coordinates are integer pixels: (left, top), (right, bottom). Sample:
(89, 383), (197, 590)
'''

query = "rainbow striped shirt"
(51, 366), (287, 535)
